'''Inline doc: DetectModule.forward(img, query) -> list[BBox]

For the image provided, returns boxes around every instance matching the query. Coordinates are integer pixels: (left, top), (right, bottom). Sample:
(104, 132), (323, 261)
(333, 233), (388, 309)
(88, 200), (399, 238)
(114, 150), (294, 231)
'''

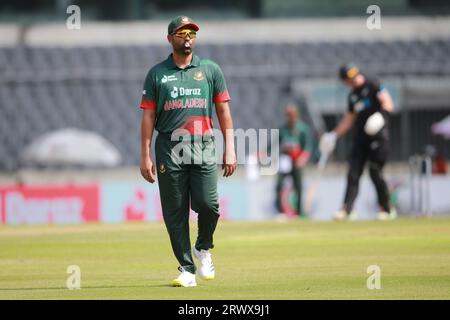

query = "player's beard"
(174, 40), (194, 56)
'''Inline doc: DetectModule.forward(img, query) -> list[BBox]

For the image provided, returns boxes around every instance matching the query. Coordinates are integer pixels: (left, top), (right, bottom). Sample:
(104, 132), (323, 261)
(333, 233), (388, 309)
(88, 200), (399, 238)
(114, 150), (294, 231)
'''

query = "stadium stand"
(1, 38), (450, 170)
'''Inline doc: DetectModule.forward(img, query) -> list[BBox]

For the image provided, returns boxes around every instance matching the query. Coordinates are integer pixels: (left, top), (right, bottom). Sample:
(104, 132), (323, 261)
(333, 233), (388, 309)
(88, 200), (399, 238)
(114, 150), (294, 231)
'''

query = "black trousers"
(343, 138), (391, 213)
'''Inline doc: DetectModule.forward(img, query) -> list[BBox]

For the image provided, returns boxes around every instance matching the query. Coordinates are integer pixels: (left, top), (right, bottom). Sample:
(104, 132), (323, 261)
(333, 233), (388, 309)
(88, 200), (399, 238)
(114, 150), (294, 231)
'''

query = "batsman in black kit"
(319, 63), (397, 221)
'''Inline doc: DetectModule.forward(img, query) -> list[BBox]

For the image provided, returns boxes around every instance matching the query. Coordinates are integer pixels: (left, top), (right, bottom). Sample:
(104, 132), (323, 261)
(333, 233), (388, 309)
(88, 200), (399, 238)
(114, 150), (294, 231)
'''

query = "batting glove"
(319, 131), (337, 155)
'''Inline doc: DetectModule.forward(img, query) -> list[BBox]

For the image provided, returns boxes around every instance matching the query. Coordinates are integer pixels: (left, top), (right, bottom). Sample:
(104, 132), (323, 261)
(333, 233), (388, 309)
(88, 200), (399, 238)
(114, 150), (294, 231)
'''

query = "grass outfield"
(0, 217), (449, 300)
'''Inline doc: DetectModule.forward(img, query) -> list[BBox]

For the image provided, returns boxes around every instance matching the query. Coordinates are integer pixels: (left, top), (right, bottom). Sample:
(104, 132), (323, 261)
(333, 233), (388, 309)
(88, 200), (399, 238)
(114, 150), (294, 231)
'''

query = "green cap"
(168, 16), (199, 35)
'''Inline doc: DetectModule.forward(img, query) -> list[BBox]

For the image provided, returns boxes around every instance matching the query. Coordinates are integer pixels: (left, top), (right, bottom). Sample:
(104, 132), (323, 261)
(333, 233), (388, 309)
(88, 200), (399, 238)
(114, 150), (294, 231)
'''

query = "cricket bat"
(304, 153), (329, 214)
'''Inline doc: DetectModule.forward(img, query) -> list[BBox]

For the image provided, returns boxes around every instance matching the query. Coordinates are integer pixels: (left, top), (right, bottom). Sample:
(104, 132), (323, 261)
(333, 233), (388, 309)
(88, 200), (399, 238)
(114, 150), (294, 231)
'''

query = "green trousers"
(275, 168), (304, 216)
(155, 133), (219, 274)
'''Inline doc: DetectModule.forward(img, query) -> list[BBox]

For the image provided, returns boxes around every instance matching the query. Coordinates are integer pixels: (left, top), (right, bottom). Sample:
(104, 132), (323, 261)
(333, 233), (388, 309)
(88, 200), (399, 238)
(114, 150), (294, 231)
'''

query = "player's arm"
(333, 111), (357, 138)
(296, 124), (313, 168)
(215, 101), (237, 177)
(140, 109), (156, 183)
(377, 89), (394, 113)
(319, 112), (356, 156)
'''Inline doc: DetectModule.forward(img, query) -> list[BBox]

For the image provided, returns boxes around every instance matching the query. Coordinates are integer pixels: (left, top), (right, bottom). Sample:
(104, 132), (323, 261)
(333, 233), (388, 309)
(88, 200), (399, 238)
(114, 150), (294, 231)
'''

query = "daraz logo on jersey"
(170, 86), (201, 99)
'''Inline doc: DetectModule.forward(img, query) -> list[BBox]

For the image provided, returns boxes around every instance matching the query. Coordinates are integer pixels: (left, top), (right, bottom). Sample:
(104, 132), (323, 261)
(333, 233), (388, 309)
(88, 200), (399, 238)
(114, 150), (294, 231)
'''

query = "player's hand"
(295, 156), (308, 169)
(222, 150), (237, 177)
(319, 131), (337, 156)
(140, 156), (156, 183)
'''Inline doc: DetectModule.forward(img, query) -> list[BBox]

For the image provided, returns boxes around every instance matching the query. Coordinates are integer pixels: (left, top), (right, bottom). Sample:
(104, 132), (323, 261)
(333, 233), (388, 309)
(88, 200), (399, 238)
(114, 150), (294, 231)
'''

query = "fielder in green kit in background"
(275, 104), (313, 218)
(139, 16), (237, 287)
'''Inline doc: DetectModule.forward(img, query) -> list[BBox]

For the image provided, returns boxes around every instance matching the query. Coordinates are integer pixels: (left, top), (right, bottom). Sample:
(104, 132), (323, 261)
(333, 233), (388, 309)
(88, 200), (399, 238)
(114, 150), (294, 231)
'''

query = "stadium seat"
(1, 38), (450, 169)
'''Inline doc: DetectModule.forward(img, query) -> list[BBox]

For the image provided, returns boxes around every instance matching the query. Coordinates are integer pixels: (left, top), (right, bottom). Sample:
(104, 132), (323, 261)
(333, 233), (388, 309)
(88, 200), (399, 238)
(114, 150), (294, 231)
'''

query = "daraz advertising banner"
(100, 181), (248, 223)
(0, 181), (248, 225)
(2, 176), (449, 225)
(0, 185), (100, 225)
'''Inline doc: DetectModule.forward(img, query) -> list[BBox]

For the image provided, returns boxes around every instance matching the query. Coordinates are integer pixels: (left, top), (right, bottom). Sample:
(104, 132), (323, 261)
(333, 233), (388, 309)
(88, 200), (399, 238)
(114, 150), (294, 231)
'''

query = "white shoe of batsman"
(193, 247), (215, 280)
(172, 266), (197, 287)
(377, 208), (397, 221)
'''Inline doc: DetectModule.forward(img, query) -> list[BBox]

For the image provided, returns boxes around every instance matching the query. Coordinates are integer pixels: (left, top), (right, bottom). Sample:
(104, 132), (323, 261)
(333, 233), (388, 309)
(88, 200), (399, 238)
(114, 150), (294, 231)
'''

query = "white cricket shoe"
(333, 210), (357, 221)
(172, 267), (197, 287)
(193, 247), (215, 280)
(377, 208), (398, 221)
(333, 210), (348, 221)
(390, 207), (398, 219)
(348, 210), (358, 221)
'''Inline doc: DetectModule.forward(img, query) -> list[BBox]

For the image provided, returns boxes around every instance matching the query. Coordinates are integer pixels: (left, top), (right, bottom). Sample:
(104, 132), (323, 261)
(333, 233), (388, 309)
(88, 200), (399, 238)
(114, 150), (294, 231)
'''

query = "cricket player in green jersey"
(275, 104), (313, 218)
(139, 16), (236, 287)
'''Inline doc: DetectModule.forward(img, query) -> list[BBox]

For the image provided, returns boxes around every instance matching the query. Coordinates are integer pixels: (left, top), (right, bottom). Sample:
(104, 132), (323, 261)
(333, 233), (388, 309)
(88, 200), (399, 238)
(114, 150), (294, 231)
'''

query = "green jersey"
(140, 54), (230, 135)
(279, 121), (313, 161)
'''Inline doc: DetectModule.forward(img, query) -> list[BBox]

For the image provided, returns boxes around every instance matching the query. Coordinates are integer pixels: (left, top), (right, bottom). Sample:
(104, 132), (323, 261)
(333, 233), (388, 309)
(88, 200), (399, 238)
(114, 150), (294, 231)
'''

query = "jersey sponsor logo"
(193, 71), (204, 81)
(354, 98), (372, 112)
(170, 87), (179, 98)
(170, 86), (201, 99)
(354, 101), (364, 112)
(161, 75), (178, 83)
